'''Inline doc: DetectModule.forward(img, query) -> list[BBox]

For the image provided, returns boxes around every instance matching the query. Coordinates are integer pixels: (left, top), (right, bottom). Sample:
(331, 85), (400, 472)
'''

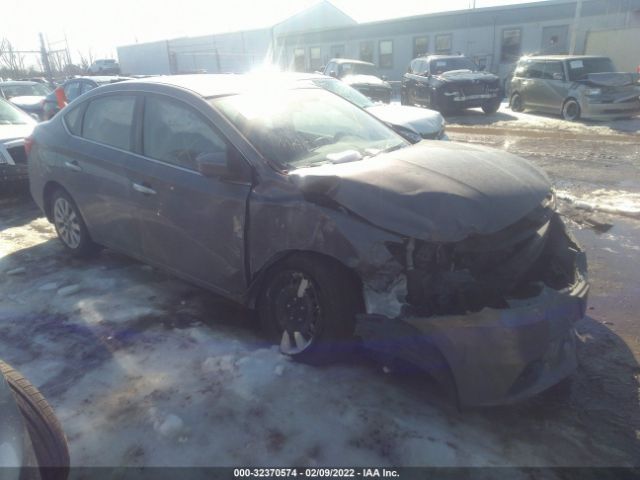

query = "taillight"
(24, 136), (34, 156)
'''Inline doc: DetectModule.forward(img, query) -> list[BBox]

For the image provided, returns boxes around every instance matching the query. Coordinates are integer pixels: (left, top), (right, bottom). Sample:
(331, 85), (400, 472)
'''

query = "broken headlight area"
(382, 202), (580, 318)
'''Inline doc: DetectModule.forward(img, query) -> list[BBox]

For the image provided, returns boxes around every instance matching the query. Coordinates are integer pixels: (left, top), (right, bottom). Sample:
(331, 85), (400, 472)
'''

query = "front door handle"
(64, 160), (82, 172)
(132, 182), (157, 195)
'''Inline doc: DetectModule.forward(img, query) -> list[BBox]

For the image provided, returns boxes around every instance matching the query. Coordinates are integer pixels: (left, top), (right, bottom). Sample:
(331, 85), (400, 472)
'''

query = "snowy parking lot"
(1, 107), (639, 470)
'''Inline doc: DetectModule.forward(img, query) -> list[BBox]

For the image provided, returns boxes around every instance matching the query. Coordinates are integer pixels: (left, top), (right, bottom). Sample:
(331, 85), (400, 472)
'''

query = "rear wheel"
(0, 361), (70, 480)
(510, 92), (524, 112)
(258, 254), (361, 364)
(51, 189), (98, 257)
(562, 98), (581, 121)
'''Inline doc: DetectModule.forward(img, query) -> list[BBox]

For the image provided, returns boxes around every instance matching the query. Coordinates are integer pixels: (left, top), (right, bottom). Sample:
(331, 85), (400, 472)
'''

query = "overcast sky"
(5, 0), (543, 64)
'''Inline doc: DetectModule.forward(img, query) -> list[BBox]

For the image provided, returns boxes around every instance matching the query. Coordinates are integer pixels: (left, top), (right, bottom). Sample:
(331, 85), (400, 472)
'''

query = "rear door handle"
(64, 160), (82, 172)
(132, 182), (157, 195)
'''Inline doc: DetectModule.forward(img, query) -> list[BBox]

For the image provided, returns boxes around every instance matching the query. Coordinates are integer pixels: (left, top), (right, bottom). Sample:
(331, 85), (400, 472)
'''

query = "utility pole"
(569, 0), (583, 54)
(39, 33), (53, 81)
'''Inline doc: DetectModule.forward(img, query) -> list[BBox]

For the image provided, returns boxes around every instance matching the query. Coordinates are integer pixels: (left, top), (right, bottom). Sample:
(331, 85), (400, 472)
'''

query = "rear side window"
(142, 96), (227, 170)
(82, 95), (136, 150)
(542, 61), (565, 80)
(527, 61), (545, 79)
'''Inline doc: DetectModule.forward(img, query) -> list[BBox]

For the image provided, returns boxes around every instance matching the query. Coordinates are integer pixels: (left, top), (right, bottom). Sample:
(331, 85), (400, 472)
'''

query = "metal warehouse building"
(117, 0), (640, 81)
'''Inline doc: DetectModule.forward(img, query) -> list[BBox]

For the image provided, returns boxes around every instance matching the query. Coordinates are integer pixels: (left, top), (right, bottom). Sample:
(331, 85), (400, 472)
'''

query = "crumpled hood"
(578, 72), (638, 88)
(9, 96), (44, 110)
(366, 104), (443, 136)
(435, 70), (499, 83)
(0, 124), (35, 143)
(342, 75), (390, 88)
(291, 142), (550, 242)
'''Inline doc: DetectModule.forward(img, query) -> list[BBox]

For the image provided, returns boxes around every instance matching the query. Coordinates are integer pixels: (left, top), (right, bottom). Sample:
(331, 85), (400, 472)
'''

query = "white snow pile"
(557, 188), (640, 218)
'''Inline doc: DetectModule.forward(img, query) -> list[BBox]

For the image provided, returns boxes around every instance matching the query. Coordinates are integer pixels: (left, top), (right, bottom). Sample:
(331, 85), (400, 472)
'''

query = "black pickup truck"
(401, 55), (502, 114)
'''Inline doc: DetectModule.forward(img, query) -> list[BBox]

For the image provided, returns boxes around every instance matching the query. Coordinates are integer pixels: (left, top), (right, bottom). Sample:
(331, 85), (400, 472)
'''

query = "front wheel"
(482, 98), (501, 114)
(562, 99), (581, 121)
(257, 254), (361, 364)
(51, 189), (98, 257)
(510, 92), (524, 112)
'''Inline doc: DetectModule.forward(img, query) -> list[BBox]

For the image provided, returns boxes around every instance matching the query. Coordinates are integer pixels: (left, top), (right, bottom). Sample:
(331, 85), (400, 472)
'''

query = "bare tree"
(0, 38), (26, 75)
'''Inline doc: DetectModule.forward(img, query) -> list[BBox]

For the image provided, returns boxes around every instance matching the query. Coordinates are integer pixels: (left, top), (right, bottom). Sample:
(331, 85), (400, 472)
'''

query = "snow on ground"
(441, 101), (640, 137)
(557, 188), (640, 219)
(1, 195), (638, 469)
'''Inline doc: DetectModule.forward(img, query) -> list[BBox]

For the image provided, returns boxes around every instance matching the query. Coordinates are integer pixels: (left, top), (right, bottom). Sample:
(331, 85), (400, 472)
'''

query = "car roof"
(120, 73), (324, 98)
(0, 81), (39, 86)
(329, 58), (375, 66)
(415, 55), (467, 61)
(520, 55), (610, 61)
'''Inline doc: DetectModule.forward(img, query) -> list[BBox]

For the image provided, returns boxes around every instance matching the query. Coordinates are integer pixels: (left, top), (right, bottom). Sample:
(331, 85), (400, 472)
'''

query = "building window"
(501, 28), (522, 63)
(293, 48), (305, 72)
(413, 36), (429, 58)
(330, 44), (345, 59)
(310, 47), (322, 71)
(435, 34), (452, 54)
(379, 40), (393, 68)
(359, 41), (373, 63)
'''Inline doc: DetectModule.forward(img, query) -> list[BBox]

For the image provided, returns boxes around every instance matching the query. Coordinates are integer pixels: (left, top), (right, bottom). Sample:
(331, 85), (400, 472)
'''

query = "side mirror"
(196, 151), (229, 177)
(552, 72), (564, 81)
(329, 70), (337, 78)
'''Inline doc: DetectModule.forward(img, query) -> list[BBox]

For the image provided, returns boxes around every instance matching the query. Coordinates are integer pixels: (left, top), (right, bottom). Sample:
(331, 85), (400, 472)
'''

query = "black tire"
(0, 361), (70, 480)
(482, 98), (501, 114)
(562, 98), (581, 121)
(510, 92), (524, 112)
(50, 189), (99, 257)
(257, 253), (361, 364)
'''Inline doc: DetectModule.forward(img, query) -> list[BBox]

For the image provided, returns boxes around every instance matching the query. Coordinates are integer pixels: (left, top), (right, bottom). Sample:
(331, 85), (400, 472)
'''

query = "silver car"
(509, 55), (640, 121)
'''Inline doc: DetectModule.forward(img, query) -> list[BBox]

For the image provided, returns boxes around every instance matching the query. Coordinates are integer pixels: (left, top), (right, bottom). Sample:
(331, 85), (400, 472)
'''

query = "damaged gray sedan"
(28, 75), (588, 407)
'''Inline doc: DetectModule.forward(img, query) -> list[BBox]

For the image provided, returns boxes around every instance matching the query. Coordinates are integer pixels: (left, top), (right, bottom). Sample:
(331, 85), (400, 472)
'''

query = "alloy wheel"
(53, 197), (81, 249)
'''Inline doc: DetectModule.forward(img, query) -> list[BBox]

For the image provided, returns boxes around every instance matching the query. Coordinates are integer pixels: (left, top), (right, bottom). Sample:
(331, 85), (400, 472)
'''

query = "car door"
(520, 60), (546, 108)
(538, 61), (570, 113)
(125, 93), (252, 297)
(59, 94), (142, 255)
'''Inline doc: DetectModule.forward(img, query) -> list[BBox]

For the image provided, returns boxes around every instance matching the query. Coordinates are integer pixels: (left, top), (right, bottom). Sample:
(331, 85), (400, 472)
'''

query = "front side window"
(501, 28), (522, 63)
(213, 88), (405, 171)
(435, 34), (452, 54)
(359, 41), (373, 63)
(379, 40), (393, 69)
(413, 37), (429, 58)
(143, 96), (226, 170)
(82, 95), (135, 150)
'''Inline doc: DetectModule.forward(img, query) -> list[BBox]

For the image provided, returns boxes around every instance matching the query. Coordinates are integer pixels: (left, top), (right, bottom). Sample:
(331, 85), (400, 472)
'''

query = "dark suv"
(401, 55), (502, 114)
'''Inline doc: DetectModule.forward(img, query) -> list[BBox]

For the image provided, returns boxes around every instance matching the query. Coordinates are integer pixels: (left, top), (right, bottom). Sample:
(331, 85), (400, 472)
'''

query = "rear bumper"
(356, 230), (588, 407)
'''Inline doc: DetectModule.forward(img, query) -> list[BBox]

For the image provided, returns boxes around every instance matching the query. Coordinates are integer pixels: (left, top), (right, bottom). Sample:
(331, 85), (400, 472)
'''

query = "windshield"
(567, 57), (616, 81)
(213, 88), (405, 170)
(339, 63), (377, 77)
(0, 99), (32, 124)
(311, 78), (373, 108)
(0, 83), (51, 98)
(430, 57), (479, 74)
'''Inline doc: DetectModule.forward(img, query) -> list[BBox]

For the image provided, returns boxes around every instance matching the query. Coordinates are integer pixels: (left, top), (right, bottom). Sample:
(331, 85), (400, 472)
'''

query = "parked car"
(0, 360), (70, 480)
(28, 74), (588, 406)
(0, 81), (53, 120)
(0, 98), (37, 185)
(87, 59), (120, 75)
(401, 55), (502, 114)
(509, 55), (640, 121)
(295, 73), (446, 142)
(42, 76), (132, 120)
(321, 59), (392, 103)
